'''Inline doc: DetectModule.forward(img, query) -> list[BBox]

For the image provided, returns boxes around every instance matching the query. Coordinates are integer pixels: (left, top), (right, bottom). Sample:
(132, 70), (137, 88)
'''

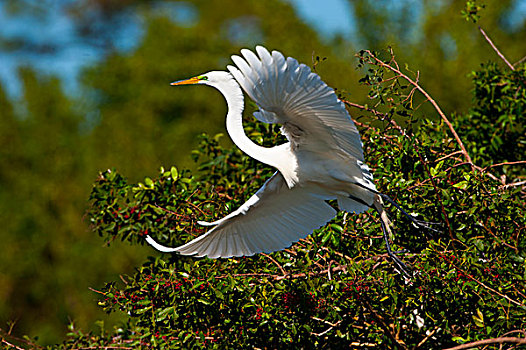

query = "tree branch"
(486, 160), (526, 169)
(479, 26), (515, 71)
(443, 336), (526, 350)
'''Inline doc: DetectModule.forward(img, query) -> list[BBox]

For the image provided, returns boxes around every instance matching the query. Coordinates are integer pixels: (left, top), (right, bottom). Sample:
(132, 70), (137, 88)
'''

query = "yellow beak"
(170, 76), (201, 86)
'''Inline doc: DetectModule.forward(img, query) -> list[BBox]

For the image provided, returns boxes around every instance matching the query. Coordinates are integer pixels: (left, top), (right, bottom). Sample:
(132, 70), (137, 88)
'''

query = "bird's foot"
(410, 218), (443, 238)
(387, 249), (412, 279)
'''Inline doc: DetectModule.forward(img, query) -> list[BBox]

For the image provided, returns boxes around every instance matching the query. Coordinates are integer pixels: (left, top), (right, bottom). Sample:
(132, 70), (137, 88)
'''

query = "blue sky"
(286, 0), (355, 38)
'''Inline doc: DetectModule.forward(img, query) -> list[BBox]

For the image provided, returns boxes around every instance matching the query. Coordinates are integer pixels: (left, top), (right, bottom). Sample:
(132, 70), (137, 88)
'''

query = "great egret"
(146, 46), (435, 276)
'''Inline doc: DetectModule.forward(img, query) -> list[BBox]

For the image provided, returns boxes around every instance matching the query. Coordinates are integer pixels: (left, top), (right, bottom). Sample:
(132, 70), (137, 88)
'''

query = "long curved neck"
(214, 77), (282, 168)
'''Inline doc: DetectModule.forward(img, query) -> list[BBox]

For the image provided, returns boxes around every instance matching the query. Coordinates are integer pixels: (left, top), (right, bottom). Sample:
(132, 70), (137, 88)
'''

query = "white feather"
(145, 173), (337, 257)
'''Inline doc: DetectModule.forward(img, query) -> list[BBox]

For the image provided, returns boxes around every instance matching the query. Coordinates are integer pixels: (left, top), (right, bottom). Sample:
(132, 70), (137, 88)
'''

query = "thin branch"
(88, 287), (107, 295)
(350, 341), (380, 347)
(416, 326), (440, 348)
(405, 162), (475, 191)
(502, 330), (526, 338)
(262, 253), (287, 276)
(184, 200), (208, 216)
(274, 264), (348, 281)
(486, 160), (526, 169)
(216, 254), (396, 282)
(71, 347), (134, 350)
(482, 220), (519, 252)
(343, 100), (408, 137)
(310, 316), (341, 328)
(454, 265), (525, 308)
(443, 336), (526, 350)
(1, 339), (30, 350)
(0, 328), (44, 350)
(151, 203), (185, 217)
(479, 26), (515, 71)
(310, 316), (343, 337)
(345, 94), (502, 183)
(501, 180), (526, 189)
(434, 150), (464, 163)
(343, 100), (385, 118)
(515, 55), (526, 66)
(363, 50), (474, 169)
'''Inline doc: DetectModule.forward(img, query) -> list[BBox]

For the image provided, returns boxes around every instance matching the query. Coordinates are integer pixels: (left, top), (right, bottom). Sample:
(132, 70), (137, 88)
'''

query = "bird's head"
(171, 71), (233, 87)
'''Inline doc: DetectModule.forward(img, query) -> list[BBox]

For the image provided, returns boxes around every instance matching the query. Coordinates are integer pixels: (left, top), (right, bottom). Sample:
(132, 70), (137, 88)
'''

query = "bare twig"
(486, 160), (526, 169)
(343, 100), (384, 117)
(70, 347), (134, 350)
(453, 265), (525, 308)
(443, 336), (526, 350)
(88, 287), (107, 295)
(502, 180), (526, 189)
(216, 254), (396, 282)
(310, 316), (343, 336)
(274, 264), (348, 281)
(348, 54), (507, 186)
(184, 200), (208, 216)
(0, 328), (44, 350)
(416, 326), (440, 348)
(502, 329), (526, 338)
(515, 55), (526, 66)
(363, 50), (474, 169)
(1, 339), (28, 350)
(262, 253), (287, 276)
(350, 341), (380, 347)
(344, 100), (408, 135)
(479, 27), (515, 71)
(151, 203), (184, 217)
(434, 150), (464, 163)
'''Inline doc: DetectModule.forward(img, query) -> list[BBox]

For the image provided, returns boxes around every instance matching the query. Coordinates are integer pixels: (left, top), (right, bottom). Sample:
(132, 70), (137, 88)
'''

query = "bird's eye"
(198, 75), (208, 81)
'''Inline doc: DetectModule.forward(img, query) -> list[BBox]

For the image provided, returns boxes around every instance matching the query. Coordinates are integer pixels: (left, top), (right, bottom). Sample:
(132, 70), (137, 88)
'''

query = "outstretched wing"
(227, 46), (365, 161)
(145, 172), (337, 258)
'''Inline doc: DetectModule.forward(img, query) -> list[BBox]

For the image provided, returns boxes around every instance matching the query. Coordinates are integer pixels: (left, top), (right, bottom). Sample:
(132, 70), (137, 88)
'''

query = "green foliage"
(457, 62), (526, 169)
(462, 0), (486, 23)
(46, 52), (525, 348)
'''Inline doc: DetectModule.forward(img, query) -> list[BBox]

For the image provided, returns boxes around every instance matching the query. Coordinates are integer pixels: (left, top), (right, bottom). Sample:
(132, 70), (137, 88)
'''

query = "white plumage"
(146, 46), (390, 259)
(147, 172), (336, 257)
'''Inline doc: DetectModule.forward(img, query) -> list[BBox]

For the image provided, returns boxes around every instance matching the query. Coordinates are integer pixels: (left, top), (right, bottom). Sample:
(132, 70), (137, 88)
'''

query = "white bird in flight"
(146, 46), (436, 276)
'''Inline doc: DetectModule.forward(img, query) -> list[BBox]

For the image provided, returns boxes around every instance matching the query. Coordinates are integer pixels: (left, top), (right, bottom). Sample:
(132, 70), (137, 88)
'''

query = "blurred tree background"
(0, 0), (524, 347)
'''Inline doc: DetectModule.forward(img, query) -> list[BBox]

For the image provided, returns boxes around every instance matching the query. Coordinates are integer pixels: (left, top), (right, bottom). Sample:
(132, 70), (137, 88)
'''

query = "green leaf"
(171, 166), (179, 181)
(144, 177), (154, 188)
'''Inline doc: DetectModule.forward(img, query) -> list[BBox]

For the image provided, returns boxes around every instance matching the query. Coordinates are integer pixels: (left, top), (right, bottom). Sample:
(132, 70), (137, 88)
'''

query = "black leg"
(350, 181), (441, 237)
(379, 193), (441, 237)
(347, 186), (439, 278)
(349, 192), (412, 277)
(376, 211), (412, 278)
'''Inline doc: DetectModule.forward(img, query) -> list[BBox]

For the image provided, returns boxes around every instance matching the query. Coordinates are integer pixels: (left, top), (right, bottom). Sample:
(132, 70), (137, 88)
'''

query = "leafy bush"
(33, 48), (524, 350)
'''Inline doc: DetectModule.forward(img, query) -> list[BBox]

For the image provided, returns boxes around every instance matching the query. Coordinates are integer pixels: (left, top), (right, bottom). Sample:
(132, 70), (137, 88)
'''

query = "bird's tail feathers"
(337, 195), (369, 214)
